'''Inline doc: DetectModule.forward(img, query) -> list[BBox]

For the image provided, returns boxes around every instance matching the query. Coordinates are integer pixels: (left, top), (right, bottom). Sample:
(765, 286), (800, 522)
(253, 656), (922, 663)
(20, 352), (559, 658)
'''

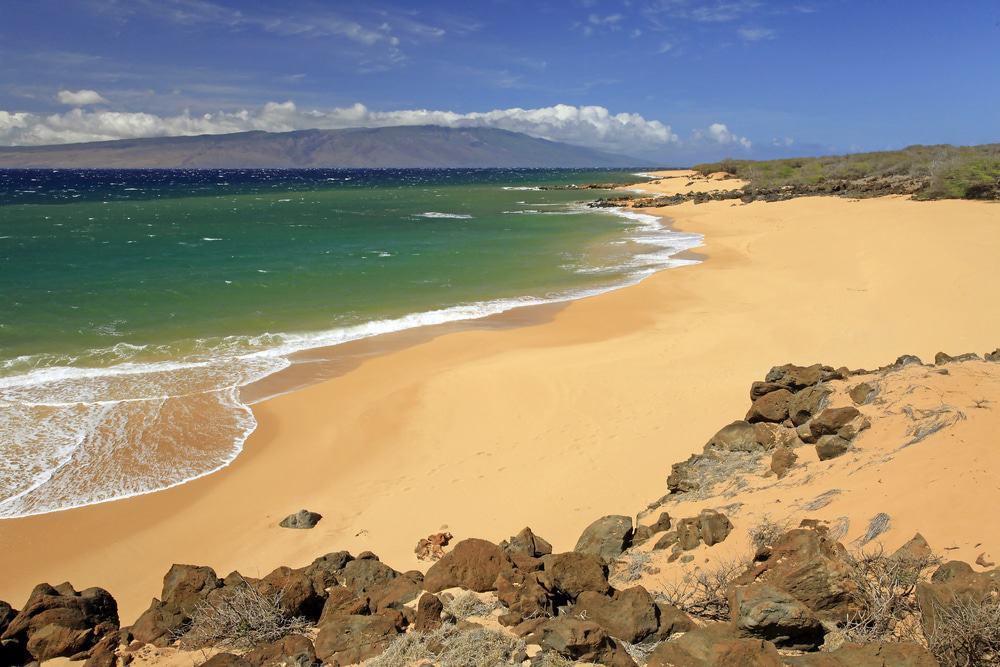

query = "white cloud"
(694, 123), (752, 149)
(56, 89), (109, 106)
(0, 101), (680, 155)
(738, 26), (776, 41)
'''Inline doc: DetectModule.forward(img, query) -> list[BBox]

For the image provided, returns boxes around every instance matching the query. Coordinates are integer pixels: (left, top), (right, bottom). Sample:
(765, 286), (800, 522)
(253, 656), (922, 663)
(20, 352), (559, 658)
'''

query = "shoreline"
(3, 171), (1000, 625)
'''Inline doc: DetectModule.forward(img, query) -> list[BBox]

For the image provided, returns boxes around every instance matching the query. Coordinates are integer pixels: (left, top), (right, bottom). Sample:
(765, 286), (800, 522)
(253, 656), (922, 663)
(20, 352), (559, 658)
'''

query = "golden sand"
(1, 172), (998, 625)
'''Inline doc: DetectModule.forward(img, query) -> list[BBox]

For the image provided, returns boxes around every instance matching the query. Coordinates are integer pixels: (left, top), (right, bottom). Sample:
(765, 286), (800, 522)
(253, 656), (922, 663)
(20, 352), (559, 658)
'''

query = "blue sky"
(1, 0), (998, 162)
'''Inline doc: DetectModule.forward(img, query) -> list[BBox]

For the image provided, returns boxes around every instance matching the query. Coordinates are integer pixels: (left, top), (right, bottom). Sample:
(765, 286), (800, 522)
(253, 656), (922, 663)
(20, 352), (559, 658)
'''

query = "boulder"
(244, 634), (317, 667)
(733, 527), (856, 622)
(890, 533), (933, 562)
(652, 531), (679, 551)
(570, 586), (659, 643)
(0, 601), (15, 635)
(496, 571), (555, 623)
(891, 354), (923, 368)
(161, 565), (222, 614)
(729, 582), (825, 649)
(986, 348), (1000, 362)
(302, 552), (352, 592)
(935, 351), (981, 365)
(770, 446), (797, 478)
(653, 602), (694, 640)
(423, 538), (513, 593)
(200, 654), (252, 667)
(750, 381), (786, 401)
(647, 623), (781, 667)
(667, 453), (703, 494)
(849, 382), (878, 405)
(364, 571), (423, 613)
(746, 388), (793, 424)
(754, 423), (801, 450)
(766, 364), (840, 390)
(784, 642), (938, 666)
(278, 510), (322, 529)
(318, 588), (368, 625)
(258, 567), (326, 620)
(788, 384), (833, 426)
(82, 632), (119, 667)
(1, 583), (119, 662)
(816, 435), (852, 461)
(313, 614), (399, 665)
(916, 560), (1000, 637)
(413, 593), (443, 632)
(705, 420), (759, 453)
(538, 617), (636, 666)
(574, 515), (634, 565)
(339, 557), (399, 597)
(541, 552), (609, 600)
(810, 407), (864, 438)
(502, 527), (553, 558)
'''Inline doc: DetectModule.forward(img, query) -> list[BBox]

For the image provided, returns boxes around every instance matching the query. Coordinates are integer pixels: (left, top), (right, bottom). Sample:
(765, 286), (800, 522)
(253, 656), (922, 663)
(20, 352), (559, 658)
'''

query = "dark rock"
(649, 512), (672, 533)
(986, 348), (1000, 362)
(541, 552), (609, 600)
(849, 382), (878, 405)
(570, 586), (659, 643)
(753, 423), (801, 450)
(161, 565), (222, 614)
(890, 533), (933, 562)
(1, 583), (119, 662)
(200, 654), (251, 667)
(302, 552), (352, 592)
(0, 638), (30, 666)
(364, 571), (423, 613)
(770, 446), (798, 478)
(278, 510), (322, 529)
(313, 614), (399, 665)
(244, 634), (316, 667)
(128, 601), (185, 647)
(652, 531), (678, 551)
(746, 388), (793, 423)
(502, 527), (553, 558)
(783, 642), (938, 666)
(538, 617), (636, 666)
(729, 582), (825, 649)
(0, 601), (16, 636)
(892, 354), (923, 368)
(574, 515), (634, 565)
(258, 567), (325, 621)
(653, 602), (694, 640)
(733, 527), (856, 622)
(496, 571), (555, 621)
(766, 364), (839, 391)
(667, 454), (702, 494)
(810, 407), (863, 437)
(82, 632), (119, 667)
(750, 381), (786, 401)
(696, 510), (733, 547)
(413, 593), (443, 632)
(816, 435), (852, 460)
(318, 587), (368, 625)
(339, 558), (399, 597)
(788, 385), (833, 426)
(423, 538), (513, 593)
(917, 560), (1000, 637)
(630, 525), (653, 547)
(647, 622), (781, 667)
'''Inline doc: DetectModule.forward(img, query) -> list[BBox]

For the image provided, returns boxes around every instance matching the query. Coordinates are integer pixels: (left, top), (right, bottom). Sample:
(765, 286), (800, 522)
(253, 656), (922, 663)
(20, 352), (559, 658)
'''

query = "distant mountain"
(0, 126), (641, 168)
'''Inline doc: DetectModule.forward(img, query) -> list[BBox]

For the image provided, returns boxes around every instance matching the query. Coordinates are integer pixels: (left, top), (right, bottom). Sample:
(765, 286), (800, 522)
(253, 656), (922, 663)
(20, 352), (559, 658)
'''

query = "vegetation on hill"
(695, 143), (1000, 200)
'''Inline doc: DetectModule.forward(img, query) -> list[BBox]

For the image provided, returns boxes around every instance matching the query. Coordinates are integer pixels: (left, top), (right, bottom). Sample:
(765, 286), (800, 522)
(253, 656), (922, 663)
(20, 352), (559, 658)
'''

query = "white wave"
(501, 186), (541, 191)
(415, 212), (474, 219)
(202, 237), (223, 241)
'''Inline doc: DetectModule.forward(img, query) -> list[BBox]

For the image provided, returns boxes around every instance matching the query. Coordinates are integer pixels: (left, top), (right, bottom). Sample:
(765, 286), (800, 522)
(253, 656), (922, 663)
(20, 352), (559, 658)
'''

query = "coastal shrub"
(442, 590), (499, 620)
(370, 625), (526, 667)
(179, 576), (309, 650)
(841, 545), (940, 643)
(657, 556), (749, 621)
(926, 595), (1000, 667)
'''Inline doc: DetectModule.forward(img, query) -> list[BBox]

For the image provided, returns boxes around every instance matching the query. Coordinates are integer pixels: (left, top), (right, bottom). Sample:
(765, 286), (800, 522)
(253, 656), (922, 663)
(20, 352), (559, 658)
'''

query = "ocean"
(0, 168), (701, 518)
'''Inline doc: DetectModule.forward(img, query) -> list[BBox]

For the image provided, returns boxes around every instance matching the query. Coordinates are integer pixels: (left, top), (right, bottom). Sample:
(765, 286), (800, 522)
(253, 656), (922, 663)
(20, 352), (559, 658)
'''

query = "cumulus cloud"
(56, 89), (109, 106)
(0, 101), (680, 154)
(694, 123), (752, 149)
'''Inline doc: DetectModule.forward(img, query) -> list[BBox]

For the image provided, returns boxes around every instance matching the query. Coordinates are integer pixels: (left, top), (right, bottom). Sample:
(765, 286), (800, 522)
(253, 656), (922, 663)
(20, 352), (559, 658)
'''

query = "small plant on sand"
(370, 624), (526, 667)
(926, 594), (1000, 667)
(747, 515), (789, 551)
(612, 549), (659, 584)
(841, 545), (939, 643)
(657, 556), (749, 621)
(179, 576), (309, 650)
(442, 590), (499, 620)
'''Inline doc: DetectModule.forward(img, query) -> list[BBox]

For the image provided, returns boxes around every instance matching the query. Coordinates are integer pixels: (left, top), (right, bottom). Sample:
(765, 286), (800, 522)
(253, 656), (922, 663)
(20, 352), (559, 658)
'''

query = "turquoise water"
(0, 168), (701, 517)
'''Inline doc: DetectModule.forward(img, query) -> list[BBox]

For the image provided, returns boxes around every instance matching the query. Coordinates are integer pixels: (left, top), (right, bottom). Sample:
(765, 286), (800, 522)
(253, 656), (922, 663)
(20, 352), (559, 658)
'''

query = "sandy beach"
(2, 171), (999, 626)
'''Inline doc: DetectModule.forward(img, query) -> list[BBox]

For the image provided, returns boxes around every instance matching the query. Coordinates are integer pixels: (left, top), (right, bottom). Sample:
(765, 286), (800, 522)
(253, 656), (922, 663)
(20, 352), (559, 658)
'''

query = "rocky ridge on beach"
(3, 351), (1000, 666)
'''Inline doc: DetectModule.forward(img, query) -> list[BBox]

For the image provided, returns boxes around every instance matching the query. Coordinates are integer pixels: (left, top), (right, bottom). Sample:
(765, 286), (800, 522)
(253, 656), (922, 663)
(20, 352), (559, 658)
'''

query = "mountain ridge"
(0, 125), (642, 169)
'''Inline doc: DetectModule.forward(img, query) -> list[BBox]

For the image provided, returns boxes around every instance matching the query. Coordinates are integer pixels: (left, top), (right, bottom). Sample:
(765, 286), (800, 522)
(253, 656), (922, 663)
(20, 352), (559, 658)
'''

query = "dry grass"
(179, 576), (309, 651)
(369, 624), (526, 667)
(612, 549), (659, 584)
(926, 595), (1000, 667)
(656, 556), (750, 621)
(442, 591), (499, 621)
(842, 545), (940, 643)
(747, 515), (790, 551)
(859, 513), (892, 545)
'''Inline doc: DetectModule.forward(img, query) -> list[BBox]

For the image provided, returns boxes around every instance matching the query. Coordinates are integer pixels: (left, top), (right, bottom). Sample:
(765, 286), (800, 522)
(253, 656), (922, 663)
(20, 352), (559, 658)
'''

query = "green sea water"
(0, 168), (701, 517)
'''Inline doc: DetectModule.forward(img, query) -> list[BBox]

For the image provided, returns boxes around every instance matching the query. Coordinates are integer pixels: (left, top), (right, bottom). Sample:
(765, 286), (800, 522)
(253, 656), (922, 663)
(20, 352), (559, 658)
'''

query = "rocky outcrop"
(413, 593), (443, 632)
(537, 617), (637, 666)
(243, 634), (317, 667)
(541, 552), (610, 600)
(130, 564), (221, 646)
(313, 614), (399, 665)
(916, 559), (1000, 637)
(278, 509), (322, 529)
(569, 586), (659, 643)
(729, 582), (825, 649)
(647, 623), (782, 667)
(783, 642), (939, 666)
(501, 527), (553, 558)
(654, 509), (733, 554)
(0, 583), (119, 663)
(574, 515), (634, 565)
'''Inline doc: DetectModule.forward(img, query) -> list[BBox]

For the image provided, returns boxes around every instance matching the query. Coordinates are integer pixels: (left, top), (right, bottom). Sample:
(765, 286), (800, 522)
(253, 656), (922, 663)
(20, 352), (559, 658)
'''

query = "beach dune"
(2, 173), (999, 625)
